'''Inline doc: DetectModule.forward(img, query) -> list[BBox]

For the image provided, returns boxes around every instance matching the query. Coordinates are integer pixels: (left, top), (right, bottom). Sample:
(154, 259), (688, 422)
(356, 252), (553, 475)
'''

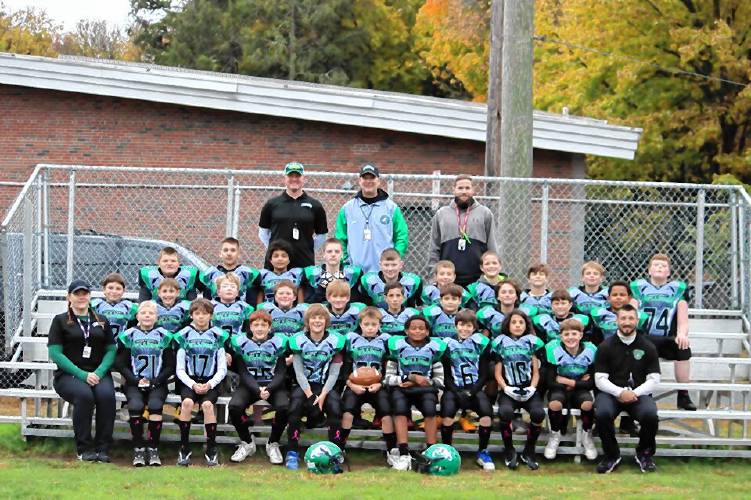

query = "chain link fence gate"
(0, 164), (748, 389)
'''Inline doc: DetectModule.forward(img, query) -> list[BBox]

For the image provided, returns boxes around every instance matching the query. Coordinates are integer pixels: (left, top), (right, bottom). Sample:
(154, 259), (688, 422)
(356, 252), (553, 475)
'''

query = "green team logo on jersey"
(633, 349), (645, 360)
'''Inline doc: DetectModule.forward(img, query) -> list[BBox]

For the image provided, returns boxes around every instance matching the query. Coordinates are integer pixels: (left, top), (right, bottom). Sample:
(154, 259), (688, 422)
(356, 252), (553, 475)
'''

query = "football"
(348, 367), (382, 386)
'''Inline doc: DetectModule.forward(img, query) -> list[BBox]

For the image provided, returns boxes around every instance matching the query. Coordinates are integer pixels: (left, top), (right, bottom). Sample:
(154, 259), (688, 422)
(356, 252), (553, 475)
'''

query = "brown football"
(349, 367), (382, 386)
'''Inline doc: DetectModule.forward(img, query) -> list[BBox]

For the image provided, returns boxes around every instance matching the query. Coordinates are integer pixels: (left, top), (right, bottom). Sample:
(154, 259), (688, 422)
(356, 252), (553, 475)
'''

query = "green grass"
(1, 425), (749, 499)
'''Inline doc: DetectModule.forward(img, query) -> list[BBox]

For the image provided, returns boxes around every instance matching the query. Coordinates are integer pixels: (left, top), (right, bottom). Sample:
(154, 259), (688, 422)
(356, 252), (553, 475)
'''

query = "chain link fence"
(1, 165), (748, 386)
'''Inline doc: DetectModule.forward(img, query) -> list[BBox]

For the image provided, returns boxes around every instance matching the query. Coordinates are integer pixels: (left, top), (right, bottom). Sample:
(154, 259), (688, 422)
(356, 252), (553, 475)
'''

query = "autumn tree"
(58, 19), (139, 60)
(0, 2), (59, 56)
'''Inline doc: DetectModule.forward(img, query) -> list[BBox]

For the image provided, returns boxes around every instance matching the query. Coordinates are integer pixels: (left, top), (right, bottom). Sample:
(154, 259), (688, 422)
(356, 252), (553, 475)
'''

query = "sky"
(3, 0), (133, 31)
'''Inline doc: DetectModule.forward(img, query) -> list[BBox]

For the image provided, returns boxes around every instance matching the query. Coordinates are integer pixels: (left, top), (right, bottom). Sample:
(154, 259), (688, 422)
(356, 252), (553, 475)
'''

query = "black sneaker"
(132, 448), (146, 467)
(205, 448), (220, 467)
(519, 450), (539, 471)
(677, 393), (697, 411)
(147, 447), (162, 466)
(635, 453), (657, 473)
(177, 448), (192, 467)
(504, 448), (518, 470)
(96, 451), (111, 463)
(596, 456), (622, 474)
(77, 451), (98, 462)
(352, 417), (372, 429)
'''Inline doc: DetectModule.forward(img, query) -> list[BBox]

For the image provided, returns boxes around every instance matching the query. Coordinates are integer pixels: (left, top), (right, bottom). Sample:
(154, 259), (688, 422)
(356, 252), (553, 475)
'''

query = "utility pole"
(484, 0), (503, 177)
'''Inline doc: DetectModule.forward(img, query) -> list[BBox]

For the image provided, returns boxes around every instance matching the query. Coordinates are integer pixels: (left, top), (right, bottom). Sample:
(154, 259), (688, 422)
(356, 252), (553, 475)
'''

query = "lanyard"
(359, 201), (376, 226)
(77, 316), (91, 345)
(455, 204), (471, 239)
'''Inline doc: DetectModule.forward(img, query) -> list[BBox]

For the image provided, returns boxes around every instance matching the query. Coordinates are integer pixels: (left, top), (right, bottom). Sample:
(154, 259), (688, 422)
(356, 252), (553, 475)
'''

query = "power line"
(534, 34), (748, 89)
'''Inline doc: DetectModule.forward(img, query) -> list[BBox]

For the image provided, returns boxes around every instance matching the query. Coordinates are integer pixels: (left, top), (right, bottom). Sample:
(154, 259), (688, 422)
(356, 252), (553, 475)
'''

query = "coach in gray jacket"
(429, 175), (497, 287)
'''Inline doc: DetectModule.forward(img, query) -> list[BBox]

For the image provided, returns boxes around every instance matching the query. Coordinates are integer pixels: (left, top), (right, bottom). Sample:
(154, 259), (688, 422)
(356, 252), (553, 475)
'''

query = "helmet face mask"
(413, 444), (461, 476)
(305, 441), (345, 474)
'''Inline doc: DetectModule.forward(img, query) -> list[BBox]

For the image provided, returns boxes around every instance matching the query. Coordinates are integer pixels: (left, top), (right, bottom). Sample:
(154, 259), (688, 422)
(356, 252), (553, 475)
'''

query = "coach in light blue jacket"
(334, 164), (409, 273)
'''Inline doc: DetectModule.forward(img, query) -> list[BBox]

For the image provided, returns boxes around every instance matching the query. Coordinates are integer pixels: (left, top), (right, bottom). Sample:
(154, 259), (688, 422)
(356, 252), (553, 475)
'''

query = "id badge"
(457, 239), (466, 251)
(292, 227), (300, 240)
(82, 345), (92, 359)
(364, 227), (372, 241)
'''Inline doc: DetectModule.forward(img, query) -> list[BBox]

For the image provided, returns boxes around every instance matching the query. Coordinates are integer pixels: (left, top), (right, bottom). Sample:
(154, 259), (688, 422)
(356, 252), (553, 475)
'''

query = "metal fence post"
(431, 170), (441, 212)
(225, 174), (235, 237)
(694, 189), (705, 309)
(23, 198), (33, 338)
(738, 203), (747, 316)
(65, 170), (76, 285)
(540, 181), (549, 263)
(232, 186), (241, 239)
(41, 167), (50, 288)
(35, 174), (42, 287)
(1, 226), (11, 351)
(730, 191), (739, 308)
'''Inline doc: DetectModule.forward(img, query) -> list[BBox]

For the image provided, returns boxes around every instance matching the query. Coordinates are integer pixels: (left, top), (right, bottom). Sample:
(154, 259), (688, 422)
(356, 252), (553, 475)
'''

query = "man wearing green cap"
(259, 162), (328, 269)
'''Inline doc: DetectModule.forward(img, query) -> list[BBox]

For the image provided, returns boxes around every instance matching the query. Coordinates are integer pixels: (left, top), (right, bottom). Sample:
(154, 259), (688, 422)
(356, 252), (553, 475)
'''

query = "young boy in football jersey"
(174, 299), (229, 466)
(493, 310), (545, 470)
(477, 279), (534, 338)
(116, 300), (174, 467)
(286, 304), (346, 470)
(199, 237), (260, 304)
(631, 253), (695, 411)
(423, 284), (464, 340)
(340, 307), (393, 455)
(257, 240), (305, 304)
(385, 316), (446, 471)
(543, 318), (597, 461)
(92, 273), (137, 339)
(138, 246), (199, 302)
(211, 273), (254, 339)
(302, 238), (363, 304)
(360, 248), (422, 309)
(228, 310), (289, 465)
(421, 261), (471, 307)
(259, 280), (309, 337)
(378, 283), (421, 336)
(568, 261), (609, 316)
(532, 289), (591, 342)
(589, 280), (648, 345)
(324, 279), (366, 335)
(440, 310), (494, 470)
(154, 279), (191, 333)
(467, 251), (508, 309)
(520, 263), (552, 314)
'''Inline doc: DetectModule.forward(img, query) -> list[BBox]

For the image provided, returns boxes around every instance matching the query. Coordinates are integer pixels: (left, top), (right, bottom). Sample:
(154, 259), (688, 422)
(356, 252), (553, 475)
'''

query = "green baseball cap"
(283, 162), (305, 176)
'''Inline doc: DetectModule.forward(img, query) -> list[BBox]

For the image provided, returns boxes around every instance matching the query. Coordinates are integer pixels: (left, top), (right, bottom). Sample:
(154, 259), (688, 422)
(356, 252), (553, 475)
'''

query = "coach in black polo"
(258, 162), (328, 269)
(594, 304), (660, 474)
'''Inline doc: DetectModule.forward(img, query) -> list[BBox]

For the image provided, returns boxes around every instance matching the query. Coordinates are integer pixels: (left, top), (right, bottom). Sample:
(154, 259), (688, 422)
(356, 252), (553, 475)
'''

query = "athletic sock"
(230, 409), (253, 443)
(339, 428), (351, 446)
(205, 423), (218, 451)
(129, 416), (144, 448)
(147, 420), (162, 448)
(269, 409), (288, 444)
(398, 443), (410, 456)
(178, 420), (191, 450)
(548, 409), (563, 432)
(500, 421), (514, 450)
(441, 425), (454, 445)
(329, 426), (345, 447)
(478, 425), (491, 451)
(383, 432), (397, 450)
(525, 424), (542, 454)
(288, 425), (301, 452)
(580, 409), (594, 431)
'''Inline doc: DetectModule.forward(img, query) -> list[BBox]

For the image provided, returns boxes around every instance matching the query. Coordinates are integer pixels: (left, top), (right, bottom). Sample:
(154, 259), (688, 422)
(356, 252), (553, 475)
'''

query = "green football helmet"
(413, 444), (461, 476)
(304, 441), (344, 474)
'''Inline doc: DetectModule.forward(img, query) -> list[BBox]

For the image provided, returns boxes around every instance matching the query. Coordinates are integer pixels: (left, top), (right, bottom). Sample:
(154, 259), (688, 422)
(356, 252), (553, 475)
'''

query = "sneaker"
(205, 448), (220, 467)
(132, 448), (147, 467)
(476, 450), (495, 471)
(544, 430), (561, 460)
(635, 453), (657, 473)
(386, 448), (400, 467)
(677, 393), (697, 411)
(96, 451), (111, 463)
(177, 448), (192, 467)
(77, 451), (98, 462)
(231, 438), (257, 463)
(581, 430), (597, 461)
(504, 448), (518, 470)
(392, 454), (412, 471)
(352, 417), (372, 429)
(596, 455), (622, 474)
(459, 417), (477, 433)
(285, 451), (299, 470)
(147, 448), (161, 466)
(520, 450), (539, 471)
(266, 442), (283, 465)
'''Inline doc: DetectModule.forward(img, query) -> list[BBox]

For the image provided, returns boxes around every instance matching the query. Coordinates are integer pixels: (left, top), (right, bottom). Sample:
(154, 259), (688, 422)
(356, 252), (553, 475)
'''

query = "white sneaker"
(266, 442), (283, 465)
(582, 430), (598, 461)
(392, 454), (412, 471)
(544, 430), (561, 460)
(230, 438), (256, 463)
(386, 448), (400, 467)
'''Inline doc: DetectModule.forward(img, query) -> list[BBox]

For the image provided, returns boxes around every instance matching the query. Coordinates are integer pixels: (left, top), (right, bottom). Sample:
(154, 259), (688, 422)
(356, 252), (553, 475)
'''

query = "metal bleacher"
(1, 291), (751, 459)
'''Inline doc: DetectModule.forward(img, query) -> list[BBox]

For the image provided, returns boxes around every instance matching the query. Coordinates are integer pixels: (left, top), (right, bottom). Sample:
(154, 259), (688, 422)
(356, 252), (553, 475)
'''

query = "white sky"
(3, 0), (133, 31)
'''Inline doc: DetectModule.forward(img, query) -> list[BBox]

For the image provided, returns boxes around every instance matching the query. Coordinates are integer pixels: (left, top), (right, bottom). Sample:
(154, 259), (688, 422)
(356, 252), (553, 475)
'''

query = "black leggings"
(287, 384), (343, 451)
(54, 373), (116, 454)
(123, 384), (168, 416)
(229, 385), (289, 444)
(440, 390), (493, 419)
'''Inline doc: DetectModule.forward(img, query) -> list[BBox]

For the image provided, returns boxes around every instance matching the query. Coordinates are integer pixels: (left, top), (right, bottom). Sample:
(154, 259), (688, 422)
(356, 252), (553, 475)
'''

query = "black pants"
(595, 392), (658, 459)
(229, 385), (289, 444)
(287, 384), (343, 451)
(391, 387), (438, 417)
(440, 390), (492, 419)
(497, 392), (545, 424)
(342, 387), (391, 417)
(54, 373), (116, 454)
(123, 384), (169, 416)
